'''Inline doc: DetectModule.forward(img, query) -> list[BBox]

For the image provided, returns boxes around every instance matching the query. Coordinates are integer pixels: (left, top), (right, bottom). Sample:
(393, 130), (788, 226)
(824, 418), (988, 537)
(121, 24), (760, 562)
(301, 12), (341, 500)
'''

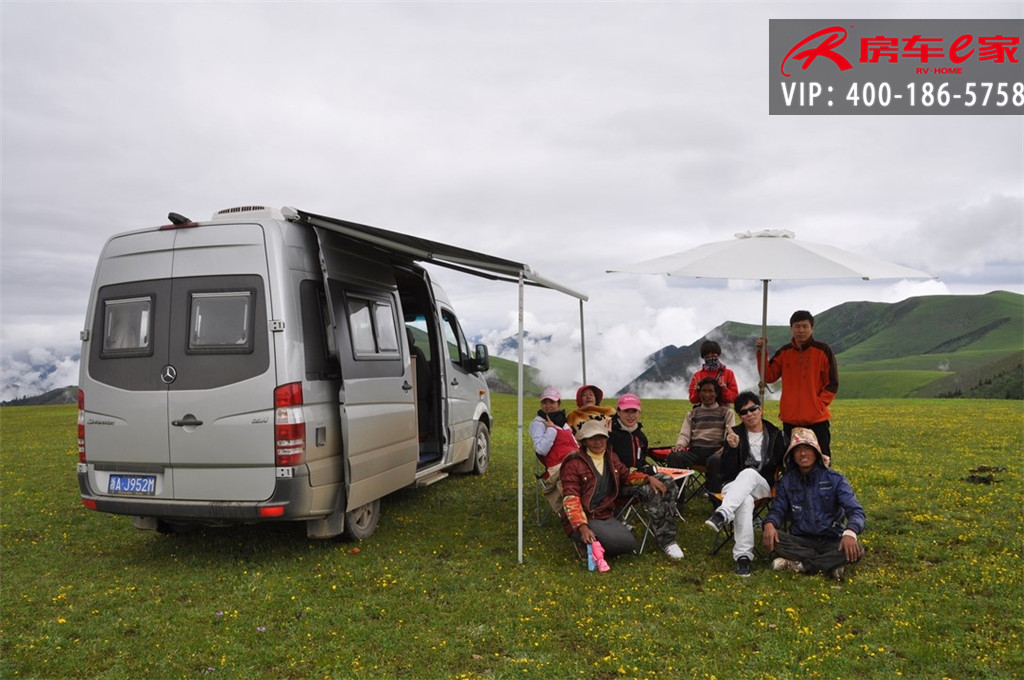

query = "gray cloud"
(2, 2), (1021, 398)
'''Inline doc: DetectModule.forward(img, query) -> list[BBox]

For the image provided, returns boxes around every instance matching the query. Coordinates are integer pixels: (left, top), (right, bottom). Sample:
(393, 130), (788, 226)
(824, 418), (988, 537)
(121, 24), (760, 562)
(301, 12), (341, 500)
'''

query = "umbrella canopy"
(609, 229), (936, 399)
(616, 229), (935, 281)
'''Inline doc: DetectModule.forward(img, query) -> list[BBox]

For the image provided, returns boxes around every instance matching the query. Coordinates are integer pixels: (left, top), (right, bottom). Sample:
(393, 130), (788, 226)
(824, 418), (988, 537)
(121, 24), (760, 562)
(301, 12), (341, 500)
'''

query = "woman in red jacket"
(688, 340), (739, 406)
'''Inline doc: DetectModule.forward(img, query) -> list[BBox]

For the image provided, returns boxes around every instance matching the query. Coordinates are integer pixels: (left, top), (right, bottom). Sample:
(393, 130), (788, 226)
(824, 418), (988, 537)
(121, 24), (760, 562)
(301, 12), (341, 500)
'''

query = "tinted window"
(348, 299), (375, 354)
(101, 297), (153, 357)
(405, 316), (432, 362)
(188, 291), (254, 353)
(375, 304), (399, 351)
(347, 296), (400, 359)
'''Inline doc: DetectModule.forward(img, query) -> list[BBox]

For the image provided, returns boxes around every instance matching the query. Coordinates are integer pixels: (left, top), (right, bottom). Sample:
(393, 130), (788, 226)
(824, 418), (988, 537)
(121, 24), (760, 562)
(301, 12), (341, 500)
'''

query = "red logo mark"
(780, 26), (854, 77)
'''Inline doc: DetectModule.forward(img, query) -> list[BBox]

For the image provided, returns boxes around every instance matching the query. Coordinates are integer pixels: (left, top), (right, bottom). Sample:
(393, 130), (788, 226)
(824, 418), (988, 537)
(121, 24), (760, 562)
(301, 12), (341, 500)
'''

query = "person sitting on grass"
(667, 378), (735, 491)
(560, 419), (671, 562)
(704, 391), (787, 577)
(608, 393), (684, 560)
(762, 428), (865, 581)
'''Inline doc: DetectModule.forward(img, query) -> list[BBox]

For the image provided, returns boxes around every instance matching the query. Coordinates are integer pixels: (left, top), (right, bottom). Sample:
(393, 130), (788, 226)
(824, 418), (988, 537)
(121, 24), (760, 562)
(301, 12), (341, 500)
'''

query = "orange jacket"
(757, 336), (838, 426)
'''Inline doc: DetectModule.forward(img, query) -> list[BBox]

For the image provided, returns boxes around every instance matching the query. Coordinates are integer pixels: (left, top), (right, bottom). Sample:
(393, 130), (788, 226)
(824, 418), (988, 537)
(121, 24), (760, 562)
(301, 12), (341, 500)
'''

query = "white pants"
(717, 468), (771, 561)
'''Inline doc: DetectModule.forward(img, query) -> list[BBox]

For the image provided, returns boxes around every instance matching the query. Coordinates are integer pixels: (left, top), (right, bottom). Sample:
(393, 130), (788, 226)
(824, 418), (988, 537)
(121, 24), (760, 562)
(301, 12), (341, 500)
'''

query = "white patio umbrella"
(608, 229), (935, 401)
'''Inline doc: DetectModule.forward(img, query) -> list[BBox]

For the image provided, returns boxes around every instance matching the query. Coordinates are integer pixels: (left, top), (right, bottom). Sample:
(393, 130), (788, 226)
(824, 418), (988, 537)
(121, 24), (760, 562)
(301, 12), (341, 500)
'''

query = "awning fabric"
(296, 208), (587, 563)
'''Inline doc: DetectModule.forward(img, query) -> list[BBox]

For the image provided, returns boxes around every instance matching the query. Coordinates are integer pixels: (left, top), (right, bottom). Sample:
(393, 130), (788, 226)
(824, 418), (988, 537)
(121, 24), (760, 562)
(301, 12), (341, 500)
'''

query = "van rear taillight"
(77, 389), (87, 463)
(274, 383), (306, 467)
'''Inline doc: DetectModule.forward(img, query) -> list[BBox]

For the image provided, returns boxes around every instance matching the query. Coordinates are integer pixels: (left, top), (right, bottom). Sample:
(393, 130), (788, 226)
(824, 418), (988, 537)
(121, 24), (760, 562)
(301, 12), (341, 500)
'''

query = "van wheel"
(470, 422), (490, 475)
(342, 499), (380, 541)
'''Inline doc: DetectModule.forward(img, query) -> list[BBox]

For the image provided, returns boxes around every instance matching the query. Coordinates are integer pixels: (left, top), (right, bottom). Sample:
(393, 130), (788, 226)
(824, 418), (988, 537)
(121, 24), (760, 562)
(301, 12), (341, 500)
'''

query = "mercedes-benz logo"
(160, 365), (177, 384)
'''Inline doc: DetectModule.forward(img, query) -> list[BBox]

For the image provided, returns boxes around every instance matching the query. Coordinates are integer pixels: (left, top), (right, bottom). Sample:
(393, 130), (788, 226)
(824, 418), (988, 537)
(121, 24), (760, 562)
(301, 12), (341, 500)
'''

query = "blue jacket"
(764, 462), (866, 540)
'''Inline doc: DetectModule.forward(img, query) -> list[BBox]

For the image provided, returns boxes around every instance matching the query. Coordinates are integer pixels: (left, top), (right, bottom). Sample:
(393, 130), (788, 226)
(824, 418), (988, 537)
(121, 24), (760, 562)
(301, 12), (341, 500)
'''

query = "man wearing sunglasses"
(704, 391), (788, 577)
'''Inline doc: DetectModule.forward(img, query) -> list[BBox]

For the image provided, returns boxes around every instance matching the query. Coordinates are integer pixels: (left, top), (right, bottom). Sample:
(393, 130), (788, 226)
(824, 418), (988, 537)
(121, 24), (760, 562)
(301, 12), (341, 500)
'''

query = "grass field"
(1, 397), (1022, 679)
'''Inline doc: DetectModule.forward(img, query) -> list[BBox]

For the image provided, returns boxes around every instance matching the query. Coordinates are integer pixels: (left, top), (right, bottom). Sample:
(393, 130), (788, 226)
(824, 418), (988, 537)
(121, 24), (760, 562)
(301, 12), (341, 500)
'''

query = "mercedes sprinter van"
(77, 205), (491, 540)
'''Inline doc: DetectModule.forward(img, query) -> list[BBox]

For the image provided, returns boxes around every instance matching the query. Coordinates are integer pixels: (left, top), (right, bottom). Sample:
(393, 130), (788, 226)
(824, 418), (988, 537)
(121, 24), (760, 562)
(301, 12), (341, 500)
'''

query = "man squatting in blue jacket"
(762, 428), (866, 581)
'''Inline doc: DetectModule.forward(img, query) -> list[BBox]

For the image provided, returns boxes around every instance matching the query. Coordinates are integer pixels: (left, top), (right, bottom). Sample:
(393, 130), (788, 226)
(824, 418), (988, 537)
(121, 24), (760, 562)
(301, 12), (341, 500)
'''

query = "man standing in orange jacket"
(755, 310), (839, 460)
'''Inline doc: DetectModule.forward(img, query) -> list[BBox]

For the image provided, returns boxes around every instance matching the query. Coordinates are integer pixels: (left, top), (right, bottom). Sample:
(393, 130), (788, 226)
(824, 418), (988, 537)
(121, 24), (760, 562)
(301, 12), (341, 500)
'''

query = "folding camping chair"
(535, 468), (552, 527)
(534, 462), (562, 527)
(616, 493), (656, 555)
(649, 464), (694, 522)
(649, 446), (709, 516)
(708, 491), (775, 560)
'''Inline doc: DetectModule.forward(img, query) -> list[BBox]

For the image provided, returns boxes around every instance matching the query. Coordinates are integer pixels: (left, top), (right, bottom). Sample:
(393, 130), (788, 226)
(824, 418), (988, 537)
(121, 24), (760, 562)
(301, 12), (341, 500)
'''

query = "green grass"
(2, 397), (1022, 679)
(837, 371), (947, 398)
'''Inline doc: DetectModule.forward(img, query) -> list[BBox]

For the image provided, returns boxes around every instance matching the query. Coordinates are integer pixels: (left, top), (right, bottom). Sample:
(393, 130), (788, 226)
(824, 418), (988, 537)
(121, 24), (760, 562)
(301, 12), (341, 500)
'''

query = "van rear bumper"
(78, 468), (316, 522)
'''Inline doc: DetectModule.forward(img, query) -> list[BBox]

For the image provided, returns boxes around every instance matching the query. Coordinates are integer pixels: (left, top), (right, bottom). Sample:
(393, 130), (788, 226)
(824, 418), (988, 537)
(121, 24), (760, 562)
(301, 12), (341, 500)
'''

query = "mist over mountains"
(3, 291), (1021, 405)
(1, 348), (79, 404)
(488, 291), (1023, 400)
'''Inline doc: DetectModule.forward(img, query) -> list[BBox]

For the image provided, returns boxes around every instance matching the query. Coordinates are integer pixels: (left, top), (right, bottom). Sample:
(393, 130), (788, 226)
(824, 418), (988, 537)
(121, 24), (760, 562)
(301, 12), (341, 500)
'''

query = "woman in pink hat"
(608, 393), (684, 560)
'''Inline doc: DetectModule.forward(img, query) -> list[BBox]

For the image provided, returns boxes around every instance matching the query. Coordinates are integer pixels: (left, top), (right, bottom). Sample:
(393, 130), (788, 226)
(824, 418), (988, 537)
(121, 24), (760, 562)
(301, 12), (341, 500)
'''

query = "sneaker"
(662, 542), (684, 560)
(735, 556), (752, 577)
(704, 511), (727, 533)
(829, 565), (845, 581)
(771, 557), (804, 573)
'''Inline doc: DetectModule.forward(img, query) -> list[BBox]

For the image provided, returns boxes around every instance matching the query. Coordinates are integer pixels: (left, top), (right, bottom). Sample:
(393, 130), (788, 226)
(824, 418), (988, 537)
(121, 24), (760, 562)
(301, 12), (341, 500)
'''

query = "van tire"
(470, 421), (490, 475)
(342, 499), (381, 541)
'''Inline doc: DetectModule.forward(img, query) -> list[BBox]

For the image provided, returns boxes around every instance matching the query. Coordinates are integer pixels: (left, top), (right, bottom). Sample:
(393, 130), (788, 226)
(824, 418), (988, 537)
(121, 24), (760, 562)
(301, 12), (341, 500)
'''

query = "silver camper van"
(77, 205), (491, 540)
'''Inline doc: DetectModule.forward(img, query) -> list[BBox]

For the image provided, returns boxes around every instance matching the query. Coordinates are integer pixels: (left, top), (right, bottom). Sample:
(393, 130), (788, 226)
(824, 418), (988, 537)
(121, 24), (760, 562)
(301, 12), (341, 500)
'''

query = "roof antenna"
(167, 212), (191, 225)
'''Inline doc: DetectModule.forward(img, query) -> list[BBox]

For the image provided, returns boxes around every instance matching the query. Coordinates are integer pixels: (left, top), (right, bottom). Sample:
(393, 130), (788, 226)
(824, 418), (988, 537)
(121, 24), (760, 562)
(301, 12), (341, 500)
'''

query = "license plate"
(107, 474), (156, 496)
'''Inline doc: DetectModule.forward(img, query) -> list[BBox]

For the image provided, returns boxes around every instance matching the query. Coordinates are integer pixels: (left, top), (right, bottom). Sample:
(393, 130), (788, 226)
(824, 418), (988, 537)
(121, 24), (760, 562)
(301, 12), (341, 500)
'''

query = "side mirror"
(472, 344), (490, 373)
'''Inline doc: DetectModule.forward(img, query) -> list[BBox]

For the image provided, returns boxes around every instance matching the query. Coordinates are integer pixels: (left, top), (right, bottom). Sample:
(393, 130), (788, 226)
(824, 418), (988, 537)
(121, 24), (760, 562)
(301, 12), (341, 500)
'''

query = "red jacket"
(688, 366), (739, 405)
(757, 336), (838, 426)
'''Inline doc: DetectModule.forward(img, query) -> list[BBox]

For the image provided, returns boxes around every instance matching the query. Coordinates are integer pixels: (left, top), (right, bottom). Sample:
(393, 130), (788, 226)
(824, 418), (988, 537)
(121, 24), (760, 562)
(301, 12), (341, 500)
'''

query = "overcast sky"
(2, 1), (1022, 401)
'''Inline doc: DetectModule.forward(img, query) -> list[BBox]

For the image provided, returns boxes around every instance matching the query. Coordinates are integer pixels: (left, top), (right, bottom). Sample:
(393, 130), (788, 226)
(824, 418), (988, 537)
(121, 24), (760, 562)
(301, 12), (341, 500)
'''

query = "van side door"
(315, 229), (418, 510)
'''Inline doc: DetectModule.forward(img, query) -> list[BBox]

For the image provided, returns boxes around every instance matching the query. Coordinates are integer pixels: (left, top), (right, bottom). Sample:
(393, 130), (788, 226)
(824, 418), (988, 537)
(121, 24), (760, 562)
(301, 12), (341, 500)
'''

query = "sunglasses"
(737, 405), (761, 416)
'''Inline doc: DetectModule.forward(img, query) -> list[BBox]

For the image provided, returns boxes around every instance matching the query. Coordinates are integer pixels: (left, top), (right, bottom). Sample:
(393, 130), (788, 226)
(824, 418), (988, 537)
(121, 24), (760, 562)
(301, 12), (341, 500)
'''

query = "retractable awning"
(296, 208), (588, 563)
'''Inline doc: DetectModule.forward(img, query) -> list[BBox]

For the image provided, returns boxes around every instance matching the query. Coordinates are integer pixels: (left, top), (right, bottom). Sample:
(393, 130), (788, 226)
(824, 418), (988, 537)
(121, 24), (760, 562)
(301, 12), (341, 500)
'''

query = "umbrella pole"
(759, 279), (769, 404)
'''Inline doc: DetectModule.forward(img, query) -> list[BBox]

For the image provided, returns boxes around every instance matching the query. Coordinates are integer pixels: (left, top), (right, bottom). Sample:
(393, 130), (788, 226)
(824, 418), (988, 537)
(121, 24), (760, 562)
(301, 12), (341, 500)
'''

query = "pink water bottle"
(588, 540), (610, 572)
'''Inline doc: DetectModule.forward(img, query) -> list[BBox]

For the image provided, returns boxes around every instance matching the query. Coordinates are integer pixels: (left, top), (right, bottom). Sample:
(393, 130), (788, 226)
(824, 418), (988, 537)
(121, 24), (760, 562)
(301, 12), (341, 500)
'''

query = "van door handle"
(402, 381), (414, 391)
(171, 415), (203, 427)
(450, 378), (459, 387)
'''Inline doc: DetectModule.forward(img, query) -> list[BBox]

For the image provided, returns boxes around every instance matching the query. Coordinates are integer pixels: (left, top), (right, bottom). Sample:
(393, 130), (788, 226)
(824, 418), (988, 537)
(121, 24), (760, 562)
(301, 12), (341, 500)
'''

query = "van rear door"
(85, 232), (176, 496)
(164, 223), (276, 500)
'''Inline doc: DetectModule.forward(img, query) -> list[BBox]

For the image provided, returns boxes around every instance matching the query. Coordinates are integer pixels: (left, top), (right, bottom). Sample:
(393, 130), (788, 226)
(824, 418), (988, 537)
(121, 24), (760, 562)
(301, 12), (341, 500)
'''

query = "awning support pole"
(516, 271), (526, 564)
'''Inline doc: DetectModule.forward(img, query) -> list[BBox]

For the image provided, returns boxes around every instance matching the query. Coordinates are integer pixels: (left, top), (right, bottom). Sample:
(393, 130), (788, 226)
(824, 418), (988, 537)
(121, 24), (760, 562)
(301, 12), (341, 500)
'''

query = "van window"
(347, 296), (400, 358)
(102, 296), (153, 356)
(405, 316), (432, 362)
(441, 309), (470, 365)
(188, 290), (254, 353)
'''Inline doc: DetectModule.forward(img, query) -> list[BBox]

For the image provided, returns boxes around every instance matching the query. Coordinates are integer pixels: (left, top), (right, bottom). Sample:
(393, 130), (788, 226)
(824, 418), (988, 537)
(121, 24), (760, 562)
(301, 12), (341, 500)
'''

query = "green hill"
(834, 291), (1022, 398)
(485, 354), (545, 397)
(624, 290), (1023, 399)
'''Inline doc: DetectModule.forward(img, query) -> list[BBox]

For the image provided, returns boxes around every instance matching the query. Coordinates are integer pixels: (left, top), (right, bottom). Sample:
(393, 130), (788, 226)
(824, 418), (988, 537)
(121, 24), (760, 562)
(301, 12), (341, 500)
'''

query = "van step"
(415, 471), (450, 487)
